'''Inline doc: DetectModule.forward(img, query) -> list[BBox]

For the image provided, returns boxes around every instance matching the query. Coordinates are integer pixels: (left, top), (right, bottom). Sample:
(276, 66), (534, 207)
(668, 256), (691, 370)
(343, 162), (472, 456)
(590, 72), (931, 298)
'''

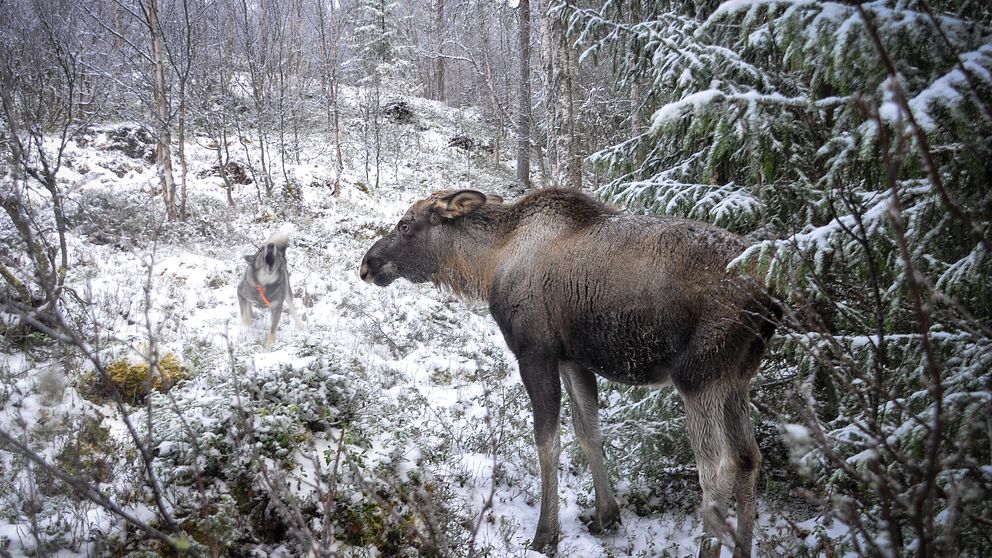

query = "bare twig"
(856, 5), (991, 257)
(0, 428), (197, 556)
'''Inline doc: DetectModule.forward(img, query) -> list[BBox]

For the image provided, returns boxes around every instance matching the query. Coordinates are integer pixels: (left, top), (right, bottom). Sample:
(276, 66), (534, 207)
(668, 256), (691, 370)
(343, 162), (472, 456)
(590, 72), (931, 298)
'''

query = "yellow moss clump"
(105, 352), (188, 404)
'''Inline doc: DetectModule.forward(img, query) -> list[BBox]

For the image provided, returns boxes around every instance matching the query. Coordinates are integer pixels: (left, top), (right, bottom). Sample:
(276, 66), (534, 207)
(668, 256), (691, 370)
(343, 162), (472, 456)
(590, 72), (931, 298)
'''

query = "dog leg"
(238, 294), (253, 327)
(285, 295), (305, 329)
(265, 301), (284, 349)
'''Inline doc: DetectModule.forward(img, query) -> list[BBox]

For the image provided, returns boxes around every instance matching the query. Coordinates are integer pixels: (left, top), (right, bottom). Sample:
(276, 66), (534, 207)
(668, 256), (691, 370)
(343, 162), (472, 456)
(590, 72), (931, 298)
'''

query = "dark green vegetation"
(571, 1), (992, 555)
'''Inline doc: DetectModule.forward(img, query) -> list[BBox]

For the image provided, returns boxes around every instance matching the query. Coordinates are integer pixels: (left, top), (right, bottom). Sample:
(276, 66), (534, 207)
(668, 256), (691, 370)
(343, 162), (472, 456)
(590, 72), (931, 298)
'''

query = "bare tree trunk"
(541, 0), (580, 189)
(630, 79), (643, 134)
(146, 0), (178, 220)
(435, 0), (446, 101)
(316, 0), (344, 197)
(178, 97), (189, 220)
(532, 137), (547, 183)
(540, 0), (558, 184)
(371, 83), (382, 190)
(278, 63), (291, 188)
(628, 0), (645, 136)
(516, 0), (531, 188)
(216, 139), (235, 206)
(216, 43), (237, 206)
(332, 79), (343, 197)
(563, 43), (581, 188)
(177, 0), (195, 221)
(112, 2), (124, 50)
(240, 0), (273, 196)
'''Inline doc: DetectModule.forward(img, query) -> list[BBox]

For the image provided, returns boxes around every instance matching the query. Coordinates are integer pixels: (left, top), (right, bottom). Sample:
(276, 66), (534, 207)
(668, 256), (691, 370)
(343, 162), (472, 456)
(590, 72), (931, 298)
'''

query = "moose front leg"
(519, 352), (563, 554)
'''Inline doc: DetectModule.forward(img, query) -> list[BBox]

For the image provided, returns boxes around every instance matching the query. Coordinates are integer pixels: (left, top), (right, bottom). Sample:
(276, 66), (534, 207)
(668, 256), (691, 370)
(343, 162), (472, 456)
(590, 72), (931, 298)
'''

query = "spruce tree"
(567, 1), (992, 554)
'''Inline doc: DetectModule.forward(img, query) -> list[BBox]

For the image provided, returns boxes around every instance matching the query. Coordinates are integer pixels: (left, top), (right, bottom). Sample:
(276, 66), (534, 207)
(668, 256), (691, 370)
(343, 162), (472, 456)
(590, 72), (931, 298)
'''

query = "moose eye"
(399, 222), (411, 235)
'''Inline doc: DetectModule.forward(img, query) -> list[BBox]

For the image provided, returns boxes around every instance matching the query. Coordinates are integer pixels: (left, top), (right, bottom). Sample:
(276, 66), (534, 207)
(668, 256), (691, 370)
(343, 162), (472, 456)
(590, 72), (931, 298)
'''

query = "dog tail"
(265, 231), (291, 247)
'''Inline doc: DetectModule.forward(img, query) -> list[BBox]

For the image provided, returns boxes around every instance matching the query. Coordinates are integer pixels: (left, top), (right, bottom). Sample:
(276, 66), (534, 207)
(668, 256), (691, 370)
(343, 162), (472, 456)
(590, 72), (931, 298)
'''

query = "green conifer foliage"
(568, 1), (991, 554)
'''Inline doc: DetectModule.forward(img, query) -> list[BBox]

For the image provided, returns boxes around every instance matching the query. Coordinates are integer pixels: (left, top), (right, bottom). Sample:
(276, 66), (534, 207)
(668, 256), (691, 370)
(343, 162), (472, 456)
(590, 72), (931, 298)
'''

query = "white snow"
(650, 89), (723, 131)
(0, 89), (834, 557)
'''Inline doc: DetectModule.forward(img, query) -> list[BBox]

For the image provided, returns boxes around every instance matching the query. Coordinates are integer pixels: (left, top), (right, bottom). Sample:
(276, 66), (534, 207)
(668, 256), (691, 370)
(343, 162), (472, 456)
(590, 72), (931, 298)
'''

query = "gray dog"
(238, 231), (304, 347)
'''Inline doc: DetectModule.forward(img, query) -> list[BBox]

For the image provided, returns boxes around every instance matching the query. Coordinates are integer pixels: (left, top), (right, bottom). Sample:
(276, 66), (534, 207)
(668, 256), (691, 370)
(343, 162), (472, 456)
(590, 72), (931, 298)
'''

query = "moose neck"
(431, 204), (517, 301)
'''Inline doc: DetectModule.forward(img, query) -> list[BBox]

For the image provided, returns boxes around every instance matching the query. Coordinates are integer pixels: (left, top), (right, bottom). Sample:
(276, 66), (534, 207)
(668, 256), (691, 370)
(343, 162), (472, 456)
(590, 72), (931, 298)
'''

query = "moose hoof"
(697, 536), (721, 558)
(592, 514), (621, 535)
(582, 510), (621, 535)
(599, 502), (622, 534)
(580, 500), (621, 535)
(529, 529), (558, 555)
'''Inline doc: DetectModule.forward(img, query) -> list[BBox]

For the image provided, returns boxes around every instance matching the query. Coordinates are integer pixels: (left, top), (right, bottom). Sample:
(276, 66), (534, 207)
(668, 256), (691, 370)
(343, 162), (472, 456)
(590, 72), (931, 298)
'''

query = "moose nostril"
(359, 261), (369, 280)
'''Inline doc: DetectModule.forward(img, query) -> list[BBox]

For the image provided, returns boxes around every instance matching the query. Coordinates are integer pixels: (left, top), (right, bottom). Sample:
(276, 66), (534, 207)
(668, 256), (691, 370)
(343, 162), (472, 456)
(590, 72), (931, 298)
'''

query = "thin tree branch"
(0, 428), (197, 556)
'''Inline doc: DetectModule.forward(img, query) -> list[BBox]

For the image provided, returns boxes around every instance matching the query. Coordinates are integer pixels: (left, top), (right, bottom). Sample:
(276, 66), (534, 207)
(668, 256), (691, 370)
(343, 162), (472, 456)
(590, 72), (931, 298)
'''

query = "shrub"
(100, 352), (188, 405)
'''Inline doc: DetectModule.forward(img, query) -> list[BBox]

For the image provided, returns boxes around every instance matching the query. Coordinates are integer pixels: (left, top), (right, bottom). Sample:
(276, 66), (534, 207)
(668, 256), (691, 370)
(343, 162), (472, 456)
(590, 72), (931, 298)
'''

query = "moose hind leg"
(560, 362), (620, 534)
(684, 385), (737, 558)
(724, 387), (761, 558)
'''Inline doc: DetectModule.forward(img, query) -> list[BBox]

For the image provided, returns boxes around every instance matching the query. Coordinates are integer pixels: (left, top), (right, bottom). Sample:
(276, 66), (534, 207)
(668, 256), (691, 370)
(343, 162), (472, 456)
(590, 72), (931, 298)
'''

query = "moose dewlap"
(359, 188), (779, 558)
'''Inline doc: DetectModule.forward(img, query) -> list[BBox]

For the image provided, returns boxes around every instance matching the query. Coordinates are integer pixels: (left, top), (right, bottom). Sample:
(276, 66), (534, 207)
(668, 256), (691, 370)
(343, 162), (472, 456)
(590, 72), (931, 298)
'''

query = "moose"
(359, 188), (779, 557)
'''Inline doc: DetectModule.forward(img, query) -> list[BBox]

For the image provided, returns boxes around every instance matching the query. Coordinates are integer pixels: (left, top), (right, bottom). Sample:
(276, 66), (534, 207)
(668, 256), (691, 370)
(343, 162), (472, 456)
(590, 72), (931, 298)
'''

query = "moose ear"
(244, 255), (254, 264)
(434, 190), (487, 221)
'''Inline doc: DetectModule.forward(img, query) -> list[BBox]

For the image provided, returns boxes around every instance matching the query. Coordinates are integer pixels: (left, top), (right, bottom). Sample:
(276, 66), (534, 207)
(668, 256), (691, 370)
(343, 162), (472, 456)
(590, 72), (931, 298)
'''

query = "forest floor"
(0, 92), (827, 557)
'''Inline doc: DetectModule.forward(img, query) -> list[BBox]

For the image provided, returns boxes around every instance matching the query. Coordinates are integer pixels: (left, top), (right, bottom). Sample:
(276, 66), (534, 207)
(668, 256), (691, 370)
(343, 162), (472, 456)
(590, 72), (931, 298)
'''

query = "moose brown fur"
(359, 188), (779, 557)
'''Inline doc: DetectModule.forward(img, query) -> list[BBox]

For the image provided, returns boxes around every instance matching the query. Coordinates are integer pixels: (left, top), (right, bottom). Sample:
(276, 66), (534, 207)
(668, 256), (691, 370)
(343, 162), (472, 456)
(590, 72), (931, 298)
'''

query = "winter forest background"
(1, 0), (990, 556)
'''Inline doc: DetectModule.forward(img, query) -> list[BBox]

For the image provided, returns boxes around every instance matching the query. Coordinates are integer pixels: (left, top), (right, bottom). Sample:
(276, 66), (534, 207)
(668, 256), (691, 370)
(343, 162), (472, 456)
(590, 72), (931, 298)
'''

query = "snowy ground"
(0, 93), (822, 557)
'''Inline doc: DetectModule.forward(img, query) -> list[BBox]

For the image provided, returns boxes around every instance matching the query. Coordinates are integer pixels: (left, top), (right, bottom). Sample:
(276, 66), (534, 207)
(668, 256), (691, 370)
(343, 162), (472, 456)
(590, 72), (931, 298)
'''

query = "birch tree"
(315, 0), (346, 196)
(144, 0), (180, 220)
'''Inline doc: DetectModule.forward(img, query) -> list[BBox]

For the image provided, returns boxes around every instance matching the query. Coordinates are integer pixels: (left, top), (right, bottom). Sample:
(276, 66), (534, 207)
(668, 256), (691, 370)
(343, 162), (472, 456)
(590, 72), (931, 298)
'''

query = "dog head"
(245, 232), (290, 285)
